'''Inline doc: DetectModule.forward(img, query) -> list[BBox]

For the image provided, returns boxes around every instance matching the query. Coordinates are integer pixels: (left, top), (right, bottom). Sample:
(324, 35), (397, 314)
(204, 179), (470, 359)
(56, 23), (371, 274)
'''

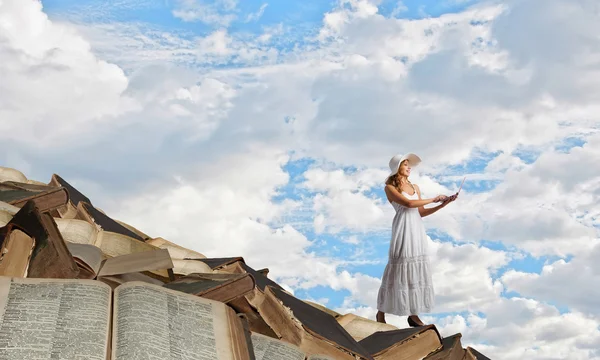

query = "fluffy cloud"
(172, 0), (238, 26)
(4, 0), (600, 358)
(0, 0), (129, 148)
(502, 242), (600, 316)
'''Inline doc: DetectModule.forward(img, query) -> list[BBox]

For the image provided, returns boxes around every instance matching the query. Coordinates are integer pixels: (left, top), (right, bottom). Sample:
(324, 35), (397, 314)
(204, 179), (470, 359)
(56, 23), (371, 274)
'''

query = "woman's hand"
(442, 193), (458, 205)
(433, 195), (448, 203)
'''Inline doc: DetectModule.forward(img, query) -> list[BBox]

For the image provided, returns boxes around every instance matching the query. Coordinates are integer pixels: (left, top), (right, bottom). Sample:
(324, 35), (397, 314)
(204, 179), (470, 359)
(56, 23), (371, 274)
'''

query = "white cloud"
(0, 0), (130, 148)
(6, 0), (600, 358)
(502, 242), (600, 315)
(172, 0), (238, 26)
(245, 3), (268, 23)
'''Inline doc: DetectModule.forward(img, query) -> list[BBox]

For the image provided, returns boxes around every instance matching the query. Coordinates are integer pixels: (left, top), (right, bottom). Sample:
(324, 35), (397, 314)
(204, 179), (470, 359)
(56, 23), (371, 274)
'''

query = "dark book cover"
(1, 181), (56, 192)
(163, 273), (255, 298)
(52, 174), (92, 207)
(425, 333), (462, 360)
(239, 262), (284, 292)
(6, 201), (79, 278)
(468, 347), (491, 360)
(190, 257), (245, 269)
(81, 202), (144, 241)
(268, 286), (374, 360)
(359, 325), (440, 355)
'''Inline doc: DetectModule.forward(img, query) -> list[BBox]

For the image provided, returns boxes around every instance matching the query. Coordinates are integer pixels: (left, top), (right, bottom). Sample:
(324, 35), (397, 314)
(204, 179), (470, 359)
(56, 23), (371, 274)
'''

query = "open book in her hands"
(0, 277), (254, 360)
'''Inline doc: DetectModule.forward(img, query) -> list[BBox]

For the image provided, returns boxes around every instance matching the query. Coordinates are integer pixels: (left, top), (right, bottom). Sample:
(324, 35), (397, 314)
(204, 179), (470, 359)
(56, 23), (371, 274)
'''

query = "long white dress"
(376, 186), (435, 316)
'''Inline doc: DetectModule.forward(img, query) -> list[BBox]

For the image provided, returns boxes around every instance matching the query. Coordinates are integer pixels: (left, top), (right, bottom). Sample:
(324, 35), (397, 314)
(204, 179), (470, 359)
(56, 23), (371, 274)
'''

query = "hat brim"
(387, 153), (422, 179)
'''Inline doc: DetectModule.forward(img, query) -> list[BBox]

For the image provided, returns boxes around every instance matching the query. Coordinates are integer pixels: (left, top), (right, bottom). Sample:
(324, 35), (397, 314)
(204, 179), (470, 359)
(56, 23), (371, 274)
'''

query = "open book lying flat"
(251, 332), (337, 360)
(0, 277), (254, 360)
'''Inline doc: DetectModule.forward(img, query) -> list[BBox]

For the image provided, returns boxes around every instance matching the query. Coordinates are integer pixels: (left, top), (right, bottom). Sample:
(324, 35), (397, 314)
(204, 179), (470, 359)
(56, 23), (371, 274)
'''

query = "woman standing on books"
(376, 153), (457, 327)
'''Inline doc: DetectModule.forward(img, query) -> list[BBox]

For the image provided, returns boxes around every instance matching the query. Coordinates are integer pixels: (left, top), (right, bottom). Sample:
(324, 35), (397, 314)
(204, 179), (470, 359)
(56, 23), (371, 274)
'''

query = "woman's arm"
(415, 185), (448, 217)
(416, 185), (452, 217)
(385, 185), (440, 208)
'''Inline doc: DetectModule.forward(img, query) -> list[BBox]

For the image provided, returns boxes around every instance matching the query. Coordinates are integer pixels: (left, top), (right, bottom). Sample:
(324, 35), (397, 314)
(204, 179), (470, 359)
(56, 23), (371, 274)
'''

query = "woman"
(376, 153), (457, 326)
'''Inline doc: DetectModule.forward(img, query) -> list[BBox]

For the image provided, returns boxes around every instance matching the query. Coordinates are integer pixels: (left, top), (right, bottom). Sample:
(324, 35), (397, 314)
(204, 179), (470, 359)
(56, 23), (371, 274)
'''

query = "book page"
(146, 237), (205, 259)
(0, 277), (111, 359)
(251, 332), (306, 360)
(98, 249), (173, 277)
(0, 167), (27, 183)
(97, 231), (159, 258)
(0, 210), (13, 227)
(337, 313), (398, 341)
(55, 218), (98, 245)
(0, 229), (35, 277)
(307, 356), (337, 360)
(112, 282), (234, 360)
(172, 259), (213, 275)
(0, 201), (19, 215)
(66, 243), (104, 275)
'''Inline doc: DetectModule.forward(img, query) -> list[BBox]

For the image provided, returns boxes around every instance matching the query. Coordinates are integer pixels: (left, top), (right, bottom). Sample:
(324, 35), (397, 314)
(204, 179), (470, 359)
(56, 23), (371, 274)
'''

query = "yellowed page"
(96, 231), (159, 258)
(112, 282), (234, 360)
(26, 179), (48, 186)
(307, 355), (337, 360)
(0, 166), (27, 183)
(66, 243), (104, 275)
(146, 237), (206, 259)
(55, 218), (99, 245)
(172, 259), (213, 275)
(0, 277), (111, 359)
(251, 332), (306, 360)
(336, 313), (398, 341)
(0, 201), (19, 215)
(0, 210), (14, 227)
(98, 249), (173, 277)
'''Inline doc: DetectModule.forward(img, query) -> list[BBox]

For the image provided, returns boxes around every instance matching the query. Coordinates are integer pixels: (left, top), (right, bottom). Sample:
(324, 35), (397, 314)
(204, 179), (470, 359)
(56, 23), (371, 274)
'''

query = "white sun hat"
(386, 153), (422, 181)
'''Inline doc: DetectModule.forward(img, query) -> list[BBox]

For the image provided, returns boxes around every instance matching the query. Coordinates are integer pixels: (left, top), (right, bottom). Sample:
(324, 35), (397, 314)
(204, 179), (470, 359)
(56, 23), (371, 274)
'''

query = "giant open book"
(0, 277), (254, 360)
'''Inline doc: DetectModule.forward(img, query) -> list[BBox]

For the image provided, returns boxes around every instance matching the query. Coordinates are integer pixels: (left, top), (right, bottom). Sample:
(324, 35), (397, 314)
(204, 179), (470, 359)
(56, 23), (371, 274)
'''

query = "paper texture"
(0, 277), (111, 360)
(67, 243), (104, 275)
(97, 231), (158, 258)
(55, 218), (98, 246)
(98, 249), (173, 277)
(146, 237), (205, 260)
(0, 210), (14, 227)
(251, 332), (305, 360)
(113, 282), (233, 360)
(171, 259), (213, 275)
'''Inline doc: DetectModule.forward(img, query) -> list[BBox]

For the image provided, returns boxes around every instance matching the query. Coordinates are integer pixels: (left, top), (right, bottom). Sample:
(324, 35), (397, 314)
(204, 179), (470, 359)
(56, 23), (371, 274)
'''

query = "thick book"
(336, 313), (399, 341)
(49, 173), (92, 218)
(76, 202), (145, 241)
(424, 333), (464, 360)
(0, 224), (35, 277)
(213, 259), (285, 338)
(4, 200), (80, 279)
(66, 243), (173, 281)
(163, 272), (256, 303)
(304, 301), (342, 319)
(464, 346), (491, 360)
(259, 285), (375, 360)
(0, 184), (69, 213)
(0, 277), (255, 360)
(358, 325), (443, 360)
(191, 257), (246, 270)
(54, 218), (161, 259)
(147, 237), (206, 260)
(251, 332), (339, 360)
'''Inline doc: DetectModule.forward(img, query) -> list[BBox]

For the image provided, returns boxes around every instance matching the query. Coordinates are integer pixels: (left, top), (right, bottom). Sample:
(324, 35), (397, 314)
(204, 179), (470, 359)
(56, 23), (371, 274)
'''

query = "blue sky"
(41, 0), (594, 323)
(4, 0), (600, 358)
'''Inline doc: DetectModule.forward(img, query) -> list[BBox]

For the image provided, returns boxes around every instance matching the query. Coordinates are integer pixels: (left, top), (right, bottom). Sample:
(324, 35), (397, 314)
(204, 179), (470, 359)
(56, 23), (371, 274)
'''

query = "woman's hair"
(385, 160), (412, 190)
